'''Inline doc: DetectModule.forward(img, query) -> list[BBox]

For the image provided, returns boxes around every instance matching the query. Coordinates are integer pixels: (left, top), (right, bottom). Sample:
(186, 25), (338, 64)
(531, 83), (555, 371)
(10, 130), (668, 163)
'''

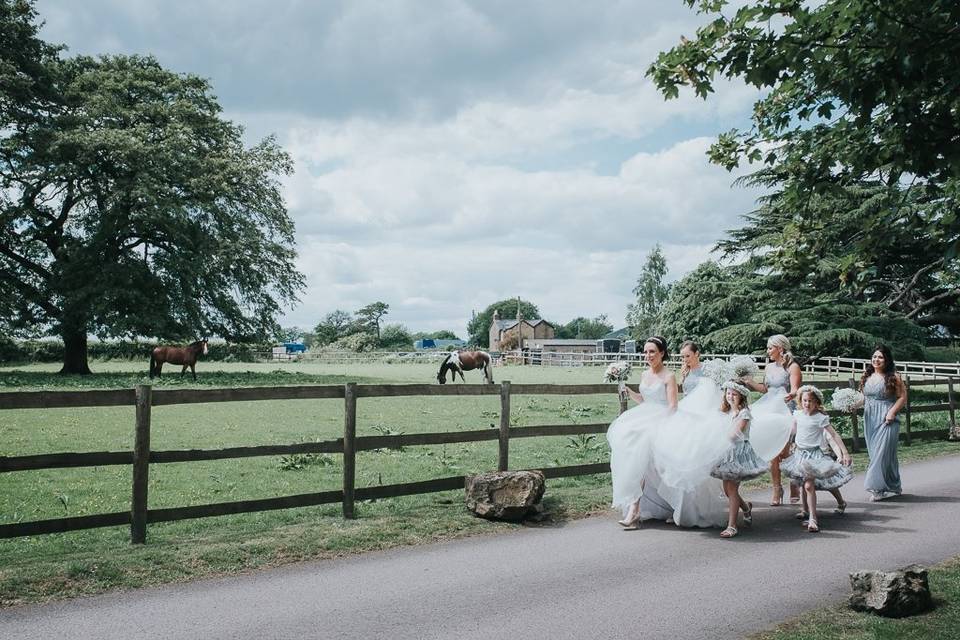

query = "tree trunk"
(60, 324), (92, 375)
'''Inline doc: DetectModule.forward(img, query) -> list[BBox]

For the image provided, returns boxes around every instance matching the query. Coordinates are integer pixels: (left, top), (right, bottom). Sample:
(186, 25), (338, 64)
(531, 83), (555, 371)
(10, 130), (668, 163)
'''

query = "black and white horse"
(436, 350), (493, 384)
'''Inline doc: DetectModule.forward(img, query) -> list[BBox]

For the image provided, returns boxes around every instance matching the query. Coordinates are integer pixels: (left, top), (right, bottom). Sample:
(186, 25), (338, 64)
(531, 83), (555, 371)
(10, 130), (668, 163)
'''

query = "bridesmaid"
(860, 344), (907, 500)
(741, 334), (802, 506)
(679, 340), (704, 394)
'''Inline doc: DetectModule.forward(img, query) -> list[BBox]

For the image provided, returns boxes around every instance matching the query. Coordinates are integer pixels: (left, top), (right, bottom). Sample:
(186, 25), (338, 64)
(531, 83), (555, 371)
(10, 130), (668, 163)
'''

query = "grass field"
(1, 360), (957, 606)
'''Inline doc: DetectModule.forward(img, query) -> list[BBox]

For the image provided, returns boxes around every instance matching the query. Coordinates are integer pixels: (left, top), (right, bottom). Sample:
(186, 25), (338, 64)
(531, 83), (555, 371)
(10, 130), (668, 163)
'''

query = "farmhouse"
(489, 308), (554, 351)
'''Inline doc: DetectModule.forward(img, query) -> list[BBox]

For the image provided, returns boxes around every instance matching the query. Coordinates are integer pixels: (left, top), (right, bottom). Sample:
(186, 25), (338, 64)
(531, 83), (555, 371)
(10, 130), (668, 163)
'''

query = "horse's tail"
(149, 350), (157, 378)
(481, 351), (493, 383)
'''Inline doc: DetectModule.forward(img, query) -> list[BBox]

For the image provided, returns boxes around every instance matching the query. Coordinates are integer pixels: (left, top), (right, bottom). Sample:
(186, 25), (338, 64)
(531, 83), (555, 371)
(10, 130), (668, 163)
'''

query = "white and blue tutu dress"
(710, 408), (768, 481)
(780, 410), (853, 490)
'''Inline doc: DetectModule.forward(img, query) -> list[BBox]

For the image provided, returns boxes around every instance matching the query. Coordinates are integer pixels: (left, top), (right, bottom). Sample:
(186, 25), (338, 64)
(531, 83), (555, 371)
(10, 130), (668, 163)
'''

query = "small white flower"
(730, 355), (759, 378)
(831, 388), (865, 414)
(700, 359), (735, 385)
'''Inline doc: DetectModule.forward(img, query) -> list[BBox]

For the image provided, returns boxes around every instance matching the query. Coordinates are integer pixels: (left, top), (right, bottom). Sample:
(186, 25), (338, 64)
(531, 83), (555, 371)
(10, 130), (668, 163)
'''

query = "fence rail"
(1, 376), (957, 542)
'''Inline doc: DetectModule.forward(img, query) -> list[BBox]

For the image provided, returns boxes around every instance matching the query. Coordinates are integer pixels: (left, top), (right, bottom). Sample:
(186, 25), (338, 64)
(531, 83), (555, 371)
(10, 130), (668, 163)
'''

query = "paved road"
(3, 454), (960, 640)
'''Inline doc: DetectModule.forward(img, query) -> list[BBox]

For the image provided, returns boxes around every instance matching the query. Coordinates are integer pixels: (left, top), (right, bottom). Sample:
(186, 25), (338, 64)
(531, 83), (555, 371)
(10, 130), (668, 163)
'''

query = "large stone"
(464, 470), (545, 521)
(948, 422), (960, 442)
(849, 565), (933, 617)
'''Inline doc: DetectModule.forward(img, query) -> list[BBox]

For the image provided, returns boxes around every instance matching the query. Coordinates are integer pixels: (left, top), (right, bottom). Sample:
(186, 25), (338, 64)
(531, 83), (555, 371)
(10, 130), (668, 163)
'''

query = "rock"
(464, 470), (545, 521)
(948, 422), (960, 442)
(849, 565), (933, 617)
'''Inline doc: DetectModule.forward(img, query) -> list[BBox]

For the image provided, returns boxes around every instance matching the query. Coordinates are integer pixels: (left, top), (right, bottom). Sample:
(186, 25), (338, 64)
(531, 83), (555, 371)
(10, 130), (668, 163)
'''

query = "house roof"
(493, 318), (553, 332)
(602, 327), (630, 339)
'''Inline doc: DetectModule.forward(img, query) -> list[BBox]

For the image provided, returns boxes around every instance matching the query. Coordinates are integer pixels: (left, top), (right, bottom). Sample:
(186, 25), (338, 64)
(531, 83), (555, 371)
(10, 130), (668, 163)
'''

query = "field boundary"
(1, 377), (957, 543)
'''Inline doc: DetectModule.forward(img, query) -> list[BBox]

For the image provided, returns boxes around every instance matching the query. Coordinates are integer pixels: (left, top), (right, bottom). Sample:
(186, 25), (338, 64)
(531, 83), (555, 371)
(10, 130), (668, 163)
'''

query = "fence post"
(498, 381), (511, 471)
(948, 377), (957, 434)
(619, 385), (628, 415)
(847, 378), (860, 453)
(904, 375), (912, 446)
(131, 384), (152, 544)
(342, 382), (357, 519)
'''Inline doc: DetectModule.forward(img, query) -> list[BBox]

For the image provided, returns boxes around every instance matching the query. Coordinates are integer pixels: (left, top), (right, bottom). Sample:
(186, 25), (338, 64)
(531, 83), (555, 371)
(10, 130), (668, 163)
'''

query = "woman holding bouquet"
(608, 336), (727, 529)
(679, 340), (705, 394)
(741, 334), (803, 506)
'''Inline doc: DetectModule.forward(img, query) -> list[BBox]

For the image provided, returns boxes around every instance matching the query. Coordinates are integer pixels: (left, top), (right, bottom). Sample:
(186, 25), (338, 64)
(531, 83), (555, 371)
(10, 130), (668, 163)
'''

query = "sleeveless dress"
(710, 408), (768, 481)
(748, 361), (796, 461)
(607, 376), (727, 527)
(863, 376), (902, 495)
(607, 378), (673, 518)
(681, 367), (704, 394)
(780, 411), (852, 490)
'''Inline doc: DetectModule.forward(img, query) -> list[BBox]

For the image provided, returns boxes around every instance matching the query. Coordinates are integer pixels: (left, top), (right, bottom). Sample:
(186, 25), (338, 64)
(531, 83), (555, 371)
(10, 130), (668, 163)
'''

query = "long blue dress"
(863, 375), (902, 495)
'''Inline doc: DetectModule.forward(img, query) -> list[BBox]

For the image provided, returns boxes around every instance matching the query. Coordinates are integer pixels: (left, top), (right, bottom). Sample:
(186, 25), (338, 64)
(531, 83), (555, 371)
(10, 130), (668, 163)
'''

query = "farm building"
(413, 338), (467, 350)
(489, 308), (555, 351)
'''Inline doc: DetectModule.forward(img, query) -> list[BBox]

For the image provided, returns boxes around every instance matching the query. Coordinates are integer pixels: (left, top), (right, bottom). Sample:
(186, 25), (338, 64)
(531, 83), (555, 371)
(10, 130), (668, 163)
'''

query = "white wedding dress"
(608, 377), (727, 528)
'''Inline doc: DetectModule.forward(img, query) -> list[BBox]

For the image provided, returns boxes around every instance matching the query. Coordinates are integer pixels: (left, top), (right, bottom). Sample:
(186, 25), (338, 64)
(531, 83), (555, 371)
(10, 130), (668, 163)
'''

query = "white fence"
(255, 348), (960, 379)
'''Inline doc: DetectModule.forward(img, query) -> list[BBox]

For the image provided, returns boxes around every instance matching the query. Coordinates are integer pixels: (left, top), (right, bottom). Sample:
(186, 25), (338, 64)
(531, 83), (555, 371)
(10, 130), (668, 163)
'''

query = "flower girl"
(710, 381), (768, 538)
(780, 385), (853, 533)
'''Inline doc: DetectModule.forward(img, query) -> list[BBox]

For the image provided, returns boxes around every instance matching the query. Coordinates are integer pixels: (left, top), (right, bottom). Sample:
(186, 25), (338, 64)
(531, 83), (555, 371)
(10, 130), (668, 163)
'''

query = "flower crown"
(720, 380), (750, 397)
(797, 384), (824, 404)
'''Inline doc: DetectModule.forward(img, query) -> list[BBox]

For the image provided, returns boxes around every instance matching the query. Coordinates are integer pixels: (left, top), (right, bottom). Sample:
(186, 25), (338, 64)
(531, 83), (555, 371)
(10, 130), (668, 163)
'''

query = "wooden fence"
(1, 377), (956, 543)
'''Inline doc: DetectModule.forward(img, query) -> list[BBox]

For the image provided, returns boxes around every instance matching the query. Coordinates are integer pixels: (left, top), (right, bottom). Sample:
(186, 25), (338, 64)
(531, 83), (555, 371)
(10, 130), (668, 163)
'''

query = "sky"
(36, 0), (764, 339)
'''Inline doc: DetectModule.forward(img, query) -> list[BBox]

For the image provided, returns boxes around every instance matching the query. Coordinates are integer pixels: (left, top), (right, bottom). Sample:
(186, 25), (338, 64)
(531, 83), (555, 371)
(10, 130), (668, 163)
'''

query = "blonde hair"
(767, 334), (794, 368)
(798, 385), (826, 414)
(720, 386), (749, 413)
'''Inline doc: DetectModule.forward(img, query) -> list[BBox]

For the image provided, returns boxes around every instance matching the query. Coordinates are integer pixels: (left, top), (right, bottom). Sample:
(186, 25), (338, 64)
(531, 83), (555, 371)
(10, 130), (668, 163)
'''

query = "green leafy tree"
(354, 302), (389, 342)
(313, 310), (354, 346)
(659, 262), (925, 359)
(719, 176), (960, 333)
(555, 315), (614, 340)
(648, 0), (960, 278)
(467, 298), (540, 348)
(1, 30), (303, 372)
(379, 323), (413, 349)
(626, 244), (670, 340)
(410, 329), (461, 341)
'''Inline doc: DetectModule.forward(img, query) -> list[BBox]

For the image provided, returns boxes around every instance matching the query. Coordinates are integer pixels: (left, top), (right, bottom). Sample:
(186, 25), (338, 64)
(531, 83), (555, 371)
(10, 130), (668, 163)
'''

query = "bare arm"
(729, 415), (749, 440)
(741, 377), (768, 393)
(622, 383), (644, 405)
(886, 375), (908, 423)
(824, 423), (850, 466)
(666, 375), (678, 412)
(785, 362), (802, 403)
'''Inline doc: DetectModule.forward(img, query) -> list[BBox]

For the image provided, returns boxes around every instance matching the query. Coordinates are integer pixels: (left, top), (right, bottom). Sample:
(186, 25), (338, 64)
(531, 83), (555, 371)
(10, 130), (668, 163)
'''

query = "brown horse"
(150, 339), (209, 381)
(436, 350), (493, 384)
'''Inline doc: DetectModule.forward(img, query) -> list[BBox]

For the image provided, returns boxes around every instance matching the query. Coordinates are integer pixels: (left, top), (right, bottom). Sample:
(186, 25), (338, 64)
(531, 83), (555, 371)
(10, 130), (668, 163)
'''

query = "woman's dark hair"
(645, 335), (669, 360)
(859, 344), (898, 397)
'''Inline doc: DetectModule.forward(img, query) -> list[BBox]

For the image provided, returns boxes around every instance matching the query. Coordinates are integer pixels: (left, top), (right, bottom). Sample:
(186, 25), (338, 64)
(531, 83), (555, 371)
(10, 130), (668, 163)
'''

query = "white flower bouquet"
(604, 361), (632, 383)
(700, 359), (735, 386)
(830, 388), (865, 414)
(730, 354), (760, 378)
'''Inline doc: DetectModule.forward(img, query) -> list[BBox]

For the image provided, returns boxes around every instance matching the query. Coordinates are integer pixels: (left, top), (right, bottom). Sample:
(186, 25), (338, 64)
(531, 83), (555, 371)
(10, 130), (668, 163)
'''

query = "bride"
(607, 336), (727, 529)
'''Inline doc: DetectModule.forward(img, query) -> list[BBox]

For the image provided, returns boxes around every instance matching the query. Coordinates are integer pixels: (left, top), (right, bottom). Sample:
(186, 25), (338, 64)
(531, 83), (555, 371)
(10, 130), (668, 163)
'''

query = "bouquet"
(729, 354), (759, 379)
(604, 361), (632, 383)
(700, 359), (735, 386)
(830, 388), (865, 414)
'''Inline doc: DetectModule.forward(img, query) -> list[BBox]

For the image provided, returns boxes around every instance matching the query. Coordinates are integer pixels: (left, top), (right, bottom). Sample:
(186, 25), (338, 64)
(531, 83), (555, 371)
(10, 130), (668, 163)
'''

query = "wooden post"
(498, 381), (511, 471)
(904, 375), (912, 446)
(847, 378), (859, 453)
(342, 382), (357, 519)
(619, 384), (628, 415)
(947, 376), (957, 430)
(131, 384), (152, 544)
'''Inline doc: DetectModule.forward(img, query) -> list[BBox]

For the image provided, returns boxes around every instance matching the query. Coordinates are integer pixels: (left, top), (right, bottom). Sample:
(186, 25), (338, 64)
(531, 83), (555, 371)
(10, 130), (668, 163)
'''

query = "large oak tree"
(1, 3), (303, 372)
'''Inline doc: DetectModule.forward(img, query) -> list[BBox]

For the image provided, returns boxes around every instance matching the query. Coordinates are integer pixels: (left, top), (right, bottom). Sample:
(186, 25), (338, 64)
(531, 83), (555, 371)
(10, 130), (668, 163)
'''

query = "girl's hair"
(679, 340), (700, 381)
(859, 344), (899, 397)
(720, 388), (749, 413)
(799, 387), (826, 414)
(767, 334), (795, 368)
(645, 335), (669, 360)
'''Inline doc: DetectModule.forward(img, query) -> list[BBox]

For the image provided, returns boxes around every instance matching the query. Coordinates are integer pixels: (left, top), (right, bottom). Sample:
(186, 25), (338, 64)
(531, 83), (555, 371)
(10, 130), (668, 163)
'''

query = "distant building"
(489, 308), (555, 351)
(414, 338), (467, 350)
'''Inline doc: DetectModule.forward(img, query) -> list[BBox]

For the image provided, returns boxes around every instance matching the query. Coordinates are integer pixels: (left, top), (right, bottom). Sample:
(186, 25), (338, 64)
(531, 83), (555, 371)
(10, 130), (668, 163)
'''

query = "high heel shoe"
(770, 485), (783, 506)
(618, 516), (641, 530)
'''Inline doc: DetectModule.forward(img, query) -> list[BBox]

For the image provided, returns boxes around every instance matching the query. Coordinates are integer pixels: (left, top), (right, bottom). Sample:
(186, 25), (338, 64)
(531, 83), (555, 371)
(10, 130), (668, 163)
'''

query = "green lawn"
(1, 360), (957, 607)
(752, 556), (960, 640)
